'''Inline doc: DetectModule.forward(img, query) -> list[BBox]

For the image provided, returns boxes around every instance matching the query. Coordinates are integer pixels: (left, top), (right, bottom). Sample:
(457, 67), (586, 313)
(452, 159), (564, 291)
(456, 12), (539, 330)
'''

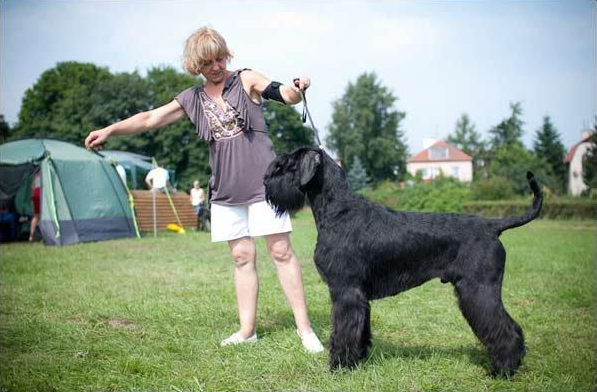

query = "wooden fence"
(131, 190), (197, 232)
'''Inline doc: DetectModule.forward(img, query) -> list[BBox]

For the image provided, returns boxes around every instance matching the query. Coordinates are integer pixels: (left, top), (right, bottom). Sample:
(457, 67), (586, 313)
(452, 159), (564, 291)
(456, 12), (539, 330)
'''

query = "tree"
(533, 115), (566, 193)
(488, 143), (558, 195)
(12, 62), (152, 145)
(347, 156), (370, 191)
(262, 101), (314, 154)
(0, 115), (10, 143)
(11, 62), (209, 191)
(582, 125), (597, 191)
(447, 113), (486, 179)
(489, 102), (525, 150)
(327, 72), (408, 183)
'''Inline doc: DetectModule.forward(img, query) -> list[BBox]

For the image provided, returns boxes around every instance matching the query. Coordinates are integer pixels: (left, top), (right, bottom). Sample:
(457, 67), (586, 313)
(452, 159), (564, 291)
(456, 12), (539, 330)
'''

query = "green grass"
(1, 211), (595, 391)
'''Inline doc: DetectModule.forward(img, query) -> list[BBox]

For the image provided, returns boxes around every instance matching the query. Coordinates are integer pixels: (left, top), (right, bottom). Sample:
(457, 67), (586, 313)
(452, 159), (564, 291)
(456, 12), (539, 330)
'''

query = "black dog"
(263, 147), (542, 376)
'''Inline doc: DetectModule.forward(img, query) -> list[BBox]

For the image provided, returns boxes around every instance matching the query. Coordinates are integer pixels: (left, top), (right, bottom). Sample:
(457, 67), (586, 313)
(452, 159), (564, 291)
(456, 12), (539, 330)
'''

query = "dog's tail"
(493, 171), (543, 234)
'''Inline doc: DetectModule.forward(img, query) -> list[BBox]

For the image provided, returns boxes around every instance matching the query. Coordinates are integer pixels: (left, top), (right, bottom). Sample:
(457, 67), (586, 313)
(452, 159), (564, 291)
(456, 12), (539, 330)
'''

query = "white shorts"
(210, 200), (293, 242)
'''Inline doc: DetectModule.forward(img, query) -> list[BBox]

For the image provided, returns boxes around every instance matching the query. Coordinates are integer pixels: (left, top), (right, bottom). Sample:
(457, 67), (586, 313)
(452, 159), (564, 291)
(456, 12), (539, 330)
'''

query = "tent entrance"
(0, 163), (39, 242)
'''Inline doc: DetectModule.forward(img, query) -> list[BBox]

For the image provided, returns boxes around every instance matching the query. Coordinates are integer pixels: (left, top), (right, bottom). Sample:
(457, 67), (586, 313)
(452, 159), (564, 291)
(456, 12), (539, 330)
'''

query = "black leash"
(293, 79), (323, 148)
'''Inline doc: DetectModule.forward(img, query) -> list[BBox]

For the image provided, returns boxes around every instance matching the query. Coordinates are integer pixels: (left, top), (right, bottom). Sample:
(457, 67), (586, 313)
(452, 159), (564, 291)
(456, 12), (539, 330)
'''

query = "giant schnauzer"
(263, 146), (542, 376)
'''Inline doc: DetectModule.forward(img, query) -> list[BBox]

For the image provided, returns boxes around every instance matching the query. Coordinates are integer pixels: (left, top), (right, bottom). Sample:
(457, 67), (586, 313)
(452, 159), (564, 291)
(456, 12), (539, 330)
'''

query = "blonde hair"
(182, 27), (233, 76)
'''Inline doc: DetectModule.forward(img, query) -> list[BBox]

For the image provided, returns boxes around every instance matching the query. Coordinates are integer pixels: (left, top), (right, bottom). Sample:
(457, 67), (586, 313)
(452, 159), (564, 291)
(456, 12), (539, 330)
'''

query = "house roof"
(408, 140), (472, 163)
(564, 135), (591, 163)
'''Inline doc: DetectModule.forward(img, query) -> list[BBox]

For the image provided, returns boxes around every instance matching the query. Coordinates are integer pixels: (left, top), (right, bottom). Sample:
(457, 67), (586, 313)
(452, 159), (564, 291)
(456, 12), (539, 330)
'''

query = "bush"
(360, 177), (595, 220)
(470, 176), (515, 200)
(361, 176), (471, 213)
(462, 198), (596, 220)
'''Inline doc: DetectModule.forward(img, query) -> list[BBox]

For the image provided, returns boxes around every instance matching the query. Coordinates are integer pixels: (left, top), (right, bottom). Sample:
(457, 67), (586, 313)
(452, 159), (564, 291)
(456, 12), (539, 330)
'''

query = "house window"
(451, 166), (460, 178)
(429, 147), (449, 160)
(431, 167), (440, 178)
(419, 168), (429, 178)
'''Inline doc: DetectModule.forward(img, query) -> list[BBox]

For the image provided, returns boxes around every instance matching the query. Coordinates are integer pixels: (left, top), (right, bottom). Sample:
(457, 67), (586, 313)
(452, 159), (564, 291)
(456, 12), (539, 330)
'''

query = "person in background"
(190, 180), (206, 230)
(145, 162), (171, 192)
(29, 171), (41, 242)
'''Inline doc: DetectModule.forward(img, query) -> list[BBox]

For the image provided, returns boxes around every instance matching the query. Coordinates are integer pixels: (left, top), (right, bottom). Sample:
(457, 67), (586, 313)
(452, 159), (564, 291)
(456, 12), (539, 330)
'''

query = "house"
(407, 139), (473, 182)
(564, 130), (592, 196)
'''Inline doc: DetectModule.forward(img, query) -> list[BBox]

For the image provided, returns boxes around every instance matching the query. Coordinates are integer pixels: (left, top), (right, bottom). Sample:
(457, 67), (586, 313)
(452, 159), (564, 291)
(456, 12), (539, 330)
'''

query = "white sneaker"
(220, 332), (258, 347)
(297, 330), (324, 353)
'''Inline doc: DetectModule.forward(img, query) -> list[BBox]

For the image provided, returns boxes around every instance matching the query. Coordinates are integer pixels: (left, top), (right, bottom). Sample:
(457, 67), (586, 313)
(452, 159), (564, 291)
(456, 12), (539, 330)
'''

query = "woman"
(84, 27), (323, 353)
(190, 180), (205, 230)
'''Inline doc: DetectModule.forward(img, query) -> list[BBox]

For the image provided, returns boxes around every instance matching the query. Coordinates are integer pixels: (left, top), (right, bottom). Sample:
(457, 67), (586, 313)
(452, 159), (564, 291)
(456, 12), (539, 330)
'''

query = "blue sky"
(1, 0), (595, 155)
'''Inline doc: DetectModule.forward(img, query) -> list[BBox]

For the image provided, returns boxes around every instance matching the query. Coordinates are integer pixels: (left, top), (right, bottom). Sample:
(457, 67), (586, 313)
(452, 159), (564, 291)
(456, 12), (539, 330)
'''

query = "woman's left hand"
(292, 77), (311, 92)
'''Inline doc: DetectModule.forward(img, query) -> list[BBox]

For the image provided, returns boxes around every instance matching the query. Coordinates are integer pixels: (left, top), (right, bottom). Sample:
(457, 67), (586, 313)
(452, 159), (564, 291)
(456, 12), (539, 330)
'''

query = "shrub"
(462, 198), (596, 220)
(360, 178), (595, 220)
(470, 176), (515, 200)
(361, 176), (470, 213)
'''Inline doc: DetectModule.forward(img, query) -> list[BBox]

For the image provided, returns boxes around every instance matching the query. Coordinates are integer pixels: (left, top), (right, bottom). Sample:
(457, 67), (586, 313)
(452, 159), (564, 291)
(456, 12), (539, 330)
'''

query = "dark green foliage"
(448, 114), (483, 155)
(582, 126), (597, 192)
(533, 116), (566, 193)
(347, 156), (370, 191)
(463, 198), (595, 220)
(361, 176), (470, 213)
(262, 101), (314, 154)
(447, 113), (486, 178)
(12, 62), (118, 143)
(470, 176), (515, 200)
(362, 177), (594, 220)
(488, 143), (559, 195)
(482, 102), (561, 195)
(489, 102), (525, 150)
(327, 72), (408, 183)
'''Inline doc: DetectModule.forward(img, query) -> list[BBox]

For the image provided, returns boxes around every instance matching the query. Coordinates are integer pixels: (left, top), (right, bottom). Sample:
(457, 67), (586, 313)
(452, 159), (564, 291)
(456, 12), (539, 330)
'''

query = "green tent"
(0, 139), (138, 245)
(99, 150), (176, 190)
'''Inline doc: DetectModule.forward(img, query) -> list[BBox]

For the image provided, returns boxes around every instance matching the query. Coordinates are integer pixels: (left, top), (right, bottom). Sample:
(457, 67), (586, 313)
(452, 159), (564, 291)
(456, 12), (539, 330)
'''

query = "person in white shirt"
(145, 163), (170, 192)
(190, 180), (206, 230)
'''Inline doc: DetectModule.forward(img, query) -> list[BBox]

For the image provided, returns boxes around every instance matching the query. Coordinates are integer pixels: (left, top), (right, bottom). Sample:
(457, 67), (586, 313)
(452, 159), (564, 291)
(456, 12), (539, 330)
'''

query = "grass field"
(1, 210), (595, 391)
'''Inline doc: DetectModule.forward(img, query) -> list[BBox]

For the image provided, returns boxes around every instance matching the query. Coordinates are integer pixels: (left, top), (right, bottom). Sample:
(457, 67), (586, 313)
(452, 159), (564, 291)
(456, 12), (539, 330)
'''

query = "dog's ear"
(299, 150), (321, 187)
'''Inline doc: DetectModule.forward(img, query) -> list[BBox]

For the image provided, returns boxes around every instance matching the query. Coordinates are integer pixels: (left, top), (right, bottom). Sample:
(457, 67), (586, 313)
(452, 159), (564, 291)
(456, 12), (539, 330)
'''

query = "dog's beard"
(264, 175), (306, 216)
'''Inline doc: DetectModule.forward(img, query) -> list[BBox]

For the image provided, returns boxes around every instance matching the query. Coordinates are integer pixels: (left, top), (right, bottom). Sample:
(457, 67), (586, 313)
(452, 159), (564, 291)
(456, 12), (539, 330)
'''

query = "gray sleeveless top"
(175, 69), (276, 206)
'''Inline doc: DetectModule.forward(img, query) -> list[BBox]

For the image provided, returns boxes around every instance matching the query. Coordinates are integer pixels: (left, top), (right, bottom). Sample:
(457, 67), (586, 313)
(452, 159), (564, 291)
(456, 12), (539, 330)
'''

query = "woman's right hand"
(85, 128), (111, 150)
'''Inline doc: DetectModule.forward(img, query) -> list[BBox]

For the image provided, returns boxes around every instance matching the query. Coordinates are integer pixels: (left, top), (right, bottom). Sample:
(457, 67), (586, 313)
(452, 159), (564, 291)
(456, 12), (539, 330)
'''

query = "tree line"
(327, 72), (595, 196)
(2, 63), (595, 196)
(2, 62), (314, 191)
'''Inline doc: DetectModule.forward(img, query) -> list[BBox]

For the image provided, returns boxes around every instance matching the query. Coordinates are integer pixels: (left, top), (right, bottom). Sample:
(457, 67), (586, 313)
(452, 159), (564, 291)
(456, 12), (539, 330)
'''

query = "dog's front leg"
(328, 287), (371, 371)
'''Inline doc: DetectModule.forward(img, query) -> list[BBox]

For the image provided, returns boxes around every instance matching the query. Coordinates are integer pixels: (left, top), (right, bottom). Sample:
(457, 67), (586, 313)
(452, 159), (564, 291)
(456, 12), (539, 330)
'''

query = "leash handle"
(293, 78), (323, 148)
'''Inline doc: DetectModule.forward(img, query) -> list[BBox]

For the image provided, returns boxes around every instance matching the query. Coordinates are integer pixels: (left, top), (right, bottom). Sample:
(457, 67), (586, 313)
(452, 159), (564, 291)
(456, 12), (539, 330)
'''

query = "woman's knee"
(267, 235), (293, 264)
(229, 238), (256, 268)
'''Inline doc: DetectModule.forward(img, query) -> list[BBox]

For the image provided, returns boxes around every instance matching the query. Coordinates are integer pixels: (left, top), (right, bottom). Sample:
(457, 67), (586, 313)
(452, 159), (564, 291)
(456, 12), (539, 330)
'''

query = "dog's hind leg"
(328, 287), (371, 371)
(454, 276), (525, 377)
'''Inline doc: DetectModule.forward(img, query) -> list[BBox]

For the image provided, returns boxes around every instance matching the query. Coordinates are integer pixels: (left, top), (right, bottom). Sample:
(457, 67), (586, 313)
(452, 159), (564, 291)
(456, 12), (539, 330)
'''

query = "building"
(564, 130), (592, 196)
(407, 140), (473, 182)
